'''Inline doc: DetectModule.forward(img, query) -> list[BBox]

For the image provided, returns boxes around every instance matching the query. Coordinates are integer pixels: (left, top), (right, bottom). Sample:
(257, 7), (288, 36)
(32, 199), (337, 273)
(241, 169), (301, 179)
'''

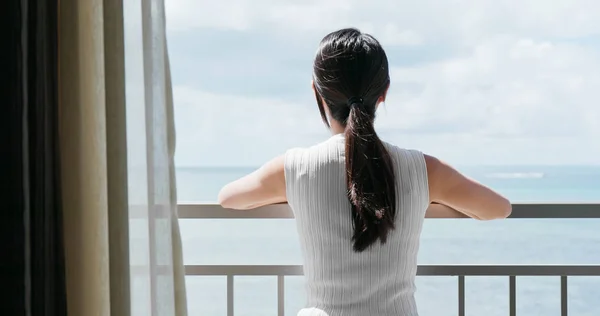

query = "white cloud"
(380, 36), (600, 138)
(166, 0), (600, 42)
(165, 0), (256, 31)
(172, 86), (327, 166)
(166, 0), (600, 166)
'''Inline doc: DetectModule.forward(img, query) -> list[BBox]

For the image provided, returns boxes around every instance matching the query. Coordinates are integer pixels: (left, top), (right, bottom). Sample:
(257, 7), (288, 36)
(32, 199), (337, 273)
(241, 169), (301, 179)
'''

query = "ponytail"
(311, 27), (395, 252)
(345, 99), (396, 252)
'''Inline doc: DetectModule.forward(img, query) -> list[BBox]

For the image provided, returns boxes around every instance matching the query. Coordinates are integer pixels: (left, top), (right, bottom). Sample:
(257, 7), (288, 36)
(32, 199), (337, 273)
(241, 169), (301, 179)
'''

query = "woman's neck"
(329, 119), (345, 135)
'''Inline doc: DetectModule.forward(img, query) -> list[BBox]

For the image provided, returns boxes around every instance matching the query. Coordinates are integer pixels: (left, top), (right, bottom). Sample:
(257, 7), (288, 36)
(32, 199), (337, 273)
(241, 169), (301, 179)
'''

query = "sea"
(176, 165), (600, 316)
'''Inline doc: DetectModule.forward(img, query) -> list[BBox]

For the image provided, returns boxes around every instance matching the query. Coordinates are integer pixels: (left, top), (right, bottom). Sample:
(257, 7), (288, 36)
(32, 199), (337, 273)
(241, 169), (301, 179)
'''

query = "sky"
(164, 0), (600, 167)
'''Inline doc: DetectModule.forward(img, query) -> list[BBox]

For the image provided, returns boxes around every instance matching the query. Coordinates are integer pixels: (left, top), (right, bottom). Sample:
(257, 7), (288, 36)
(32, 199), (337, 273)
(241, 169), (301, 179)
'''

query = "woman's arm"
(425, 154), (512, 220)
(217, 155), (287, 210)
(425, 202), (468, 218)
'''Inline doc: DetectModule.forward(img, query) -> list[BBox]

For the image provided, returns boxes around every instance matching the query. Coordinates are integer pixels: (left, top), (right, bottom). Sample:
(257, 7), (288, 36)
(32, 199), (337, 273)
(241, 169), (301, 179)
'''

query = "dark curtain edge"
(26, 0), (68, 314)
(0, 0), (27, 314)
(0, 0), (67, 315)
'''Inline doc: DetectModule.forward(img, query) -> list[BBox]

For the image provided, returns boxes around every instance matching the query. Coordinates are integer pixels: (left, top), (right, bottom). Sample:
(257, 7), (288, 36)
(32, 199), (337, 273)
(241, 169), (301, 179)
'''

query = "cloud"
(165, 1), (600, 166)
(379, 36), (600, 139)
(166, 0), (600, 41)
(172, 86), (328, 166)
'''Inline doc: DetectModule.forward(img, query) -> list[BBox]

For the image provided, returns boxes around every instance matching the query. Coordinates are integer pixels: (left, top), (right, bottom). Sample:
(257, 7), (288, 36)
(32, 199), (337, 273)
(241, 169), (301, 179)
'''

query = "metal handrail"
(183, 264), (600, 316)
(184, 264), (600, 276)
(177, 202), (600, 219)
(178, 203), (600, 316)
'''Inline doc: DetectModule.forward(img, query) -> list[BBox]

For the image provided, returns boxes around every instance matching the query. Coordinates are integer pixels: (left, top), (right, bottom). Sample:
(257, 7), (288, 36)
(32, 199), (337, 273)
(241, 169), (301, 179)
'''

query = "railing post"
(509, 276), (516, 316)
(227, 275), (234, 316)
(561, 276), (568, 316)
(458, 275), (465, 316)
(278, 275), (285, 316)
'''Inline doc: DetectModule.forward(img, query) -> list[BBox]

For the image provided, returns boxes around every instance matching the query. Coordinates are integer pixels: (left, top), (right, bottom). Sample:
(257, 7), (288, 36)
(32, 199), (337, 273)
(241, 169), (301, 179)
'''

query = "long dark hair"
(312, 28), (396, 252)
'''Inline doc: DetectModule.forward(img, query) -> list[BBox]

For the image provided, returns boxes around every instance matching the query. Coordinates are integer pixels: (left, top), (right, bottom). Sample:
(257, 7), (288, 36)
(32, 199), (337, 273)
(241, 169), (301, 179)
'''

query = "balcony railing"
(178, 203), (600, 316)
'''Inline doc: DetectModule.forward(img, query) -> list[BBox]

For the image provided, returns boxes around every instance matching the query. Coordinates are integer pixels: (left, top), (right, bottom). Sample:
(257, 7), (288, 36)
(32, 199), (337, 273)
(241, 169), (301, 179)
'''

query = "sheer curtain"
(124, 0), (188, 314)
(58, 0), (187, 315)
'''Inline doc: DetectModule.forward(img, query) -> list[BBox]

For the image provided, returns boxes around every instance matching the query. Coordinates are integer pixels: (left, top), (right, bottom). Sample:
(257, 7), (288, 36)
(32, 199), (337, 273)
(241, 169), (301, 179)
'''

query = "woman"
(218, 28), (511, 316)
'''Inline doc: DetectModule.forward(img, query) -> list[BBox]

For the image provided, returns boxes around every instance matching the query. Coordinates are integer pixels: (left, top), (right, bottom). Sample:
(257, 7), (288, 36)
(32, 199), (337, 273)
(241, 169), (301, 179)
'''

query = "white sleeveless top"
(284, 134), (429, 316)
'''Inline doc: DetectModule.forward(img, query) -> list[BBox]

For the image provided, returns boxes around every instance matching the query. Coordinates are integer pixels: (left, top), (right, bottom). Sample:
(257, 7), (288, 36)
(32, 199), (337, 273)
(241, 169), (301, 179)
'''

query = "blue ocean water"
(176, 165), (600, 316)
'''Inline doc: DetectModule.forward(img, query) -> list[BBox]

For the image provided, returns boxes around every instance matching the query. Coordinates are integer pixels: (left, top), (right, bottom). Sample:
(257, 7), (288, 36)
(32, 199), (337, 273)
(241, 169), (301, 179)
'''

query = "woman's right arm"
(425, 154), (512, 220)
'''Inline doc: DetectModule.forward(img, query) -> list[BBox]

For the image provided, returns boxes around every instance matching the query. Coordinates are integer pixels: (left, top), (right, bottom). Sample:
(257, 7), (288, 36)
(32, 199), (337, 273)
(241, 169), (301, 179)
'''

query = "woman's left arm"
(217, 155), (287, 210)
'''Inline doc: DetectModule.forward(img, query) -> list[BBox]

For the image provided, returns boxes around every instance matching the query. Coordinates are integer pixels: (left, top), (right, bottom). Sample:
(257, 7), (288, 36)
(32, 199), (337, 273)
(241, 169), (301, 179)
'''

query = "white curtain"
(59, 0), (187, 315)
(125, 0), (188, 315)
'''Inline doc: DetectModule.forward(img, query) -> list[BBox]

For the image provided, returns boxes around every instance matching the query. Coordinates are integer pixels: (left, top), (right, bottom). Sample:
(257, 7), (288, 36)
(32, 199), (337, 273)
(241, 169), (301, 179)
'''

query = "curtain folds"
(104, 0), (132, 315)
(58, 0), (112, 312)
(1, 0), (67, 315)
(58, 0), (187, 315)
(26, 0), (67, 314)
(2, 0), (186, 314)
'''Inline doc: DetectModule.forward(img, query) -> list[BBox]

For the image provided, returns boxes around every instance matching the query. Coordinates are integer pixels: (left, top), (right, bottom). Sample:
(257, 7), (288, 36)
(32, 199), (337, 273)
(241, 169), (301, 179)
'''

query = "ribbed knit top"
(284, 133), (429, 316)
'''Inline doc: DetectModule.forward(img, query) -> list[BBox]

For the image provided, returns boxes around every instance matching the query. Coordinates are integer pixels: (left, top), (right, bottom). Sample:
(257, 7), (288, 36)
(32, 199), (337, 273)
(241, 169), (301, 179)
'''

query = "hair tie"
(347, 96), (363, 108)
